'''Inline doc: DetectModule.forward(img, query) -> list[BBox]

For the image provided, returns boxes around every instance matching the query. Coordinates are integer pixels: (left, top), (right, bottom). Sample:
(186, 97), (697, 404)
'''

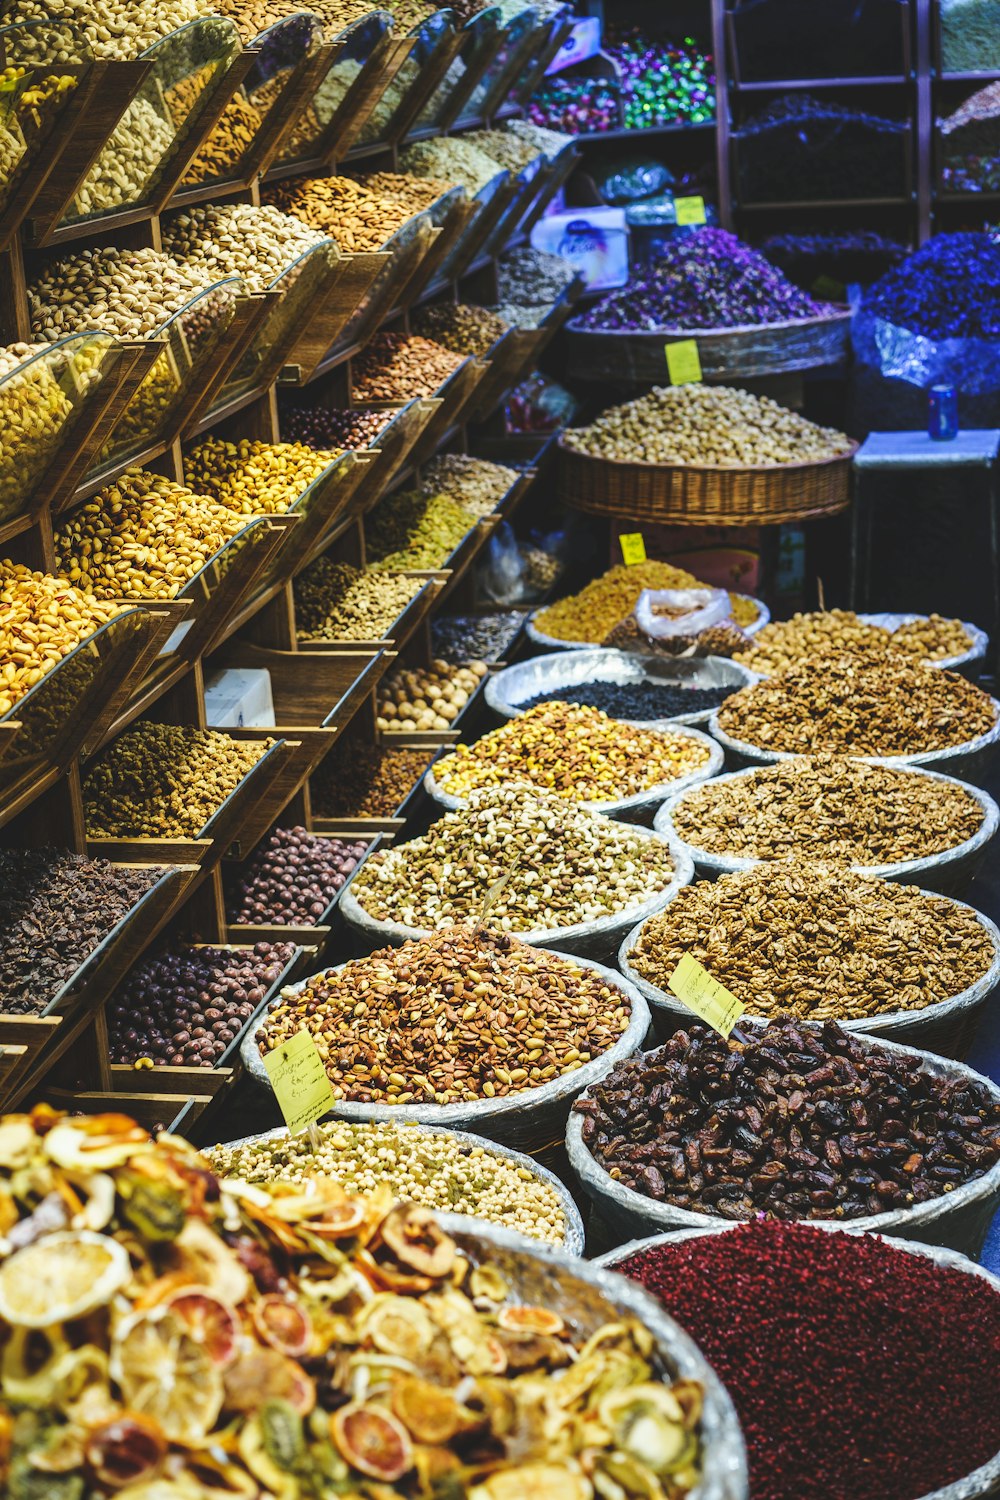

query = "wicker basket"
(557, 435), (857, 527)
(562, 308), (852, 386)
(566, 1032), (1000, 1257)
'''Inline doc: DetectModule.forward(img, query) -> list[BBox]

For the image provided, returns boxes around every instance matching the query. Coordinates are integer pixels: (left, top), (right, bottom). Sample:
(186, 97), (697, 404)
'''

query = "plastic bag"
(595, 156), (673, 206)
(852, 309), (1000, 396)
(477, 522), (527, 604)
(636, 587), (730, 638)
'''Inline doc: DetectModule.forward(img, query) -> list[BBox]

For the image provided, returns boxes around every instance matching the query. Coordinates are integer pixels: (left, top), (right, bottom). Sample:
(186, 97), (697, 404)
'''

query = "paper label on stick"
(665, 340), (702, 385)
(674, 195), (707, 226)
(668, 953), (746, 1038)
(263, 1029), (334, 1135)
(619, 532), (647, 566)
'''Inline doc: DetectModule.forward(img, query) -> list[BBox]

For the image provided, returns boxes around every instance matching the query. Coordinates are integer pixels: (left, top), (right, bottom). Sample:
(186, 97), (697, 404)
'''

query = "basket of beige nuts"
(376, 658), (489, 732)
(557, 384), (856, 527)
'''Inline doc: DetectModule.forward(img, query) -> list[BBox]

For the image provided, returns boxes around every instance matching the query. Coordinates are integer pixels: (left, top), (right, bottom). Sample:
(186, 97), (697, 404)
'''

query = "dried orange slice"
(224, 1348), (316, 1417)
(330, 1403), (413, 1481)
(380, 1205), (455, 1278)
(110, 1308), (224, 1444)
(85, 1416), (167, 1489)
(391, 1376), (469, 1444)
(498, 1306), (565, 1337)
(362, 1295), (436, 1362)
(251, 1295), (312, 1358)
(0, 1230), (130, 1327)
(470, 1463), (592, 1500)
(166, 1289), (240, 1368)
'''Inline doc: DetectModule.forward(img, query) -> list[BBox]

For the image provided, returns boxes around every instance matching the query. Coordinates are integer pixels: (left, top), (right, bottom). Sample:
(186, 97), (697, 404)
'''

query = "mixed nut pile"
(0, 1110), (705, 1500)
(734, 608), (973, 675)
(349, 786), (679, 934)
(667, 753), (985, 866)
(208, 1119), (570, 1243)
(431, 702), (712, 805)
(716, 653), (998, 757)
(629, 861), (996, 1021)
(563, 384), (853, 468)
(575, 1019), (1000, 1219)
(258, 925), (633, 1105)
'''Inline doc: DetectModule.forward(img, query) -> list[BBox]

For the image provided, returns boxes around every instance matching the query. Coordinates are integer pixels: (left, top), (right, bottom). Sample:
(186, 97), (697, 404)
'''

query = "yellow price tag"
(619, 532), (647, 566)
(674, 195), (706, 226)
(667, 953), (746, 1039)
(665, 339), (702, 385)
(263, 1028), (335, 1135)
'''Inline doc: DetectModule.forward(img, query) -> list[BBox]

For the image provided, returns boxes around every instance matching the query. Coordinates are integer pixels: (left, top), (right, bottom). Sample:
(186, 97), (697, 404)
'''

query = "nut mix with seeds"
(535, 560), (759, 642)
(258, 925), (634, 1105)
(207, 1119), (570, 1243)
(668, 753), (985, 866)
(734, 609), (974, 675)
(563, 384), (853, 468)
(83, 722), (273, 839)
(716, 652), (998, 757)
(350, 785), (679, 934)
(629, 861), (996, 1021)
(0, 1108), (705, 1499)
(431, 702), (712, 805)
(573, 1018), (1000, 1220)
(294, 559), (422, 642)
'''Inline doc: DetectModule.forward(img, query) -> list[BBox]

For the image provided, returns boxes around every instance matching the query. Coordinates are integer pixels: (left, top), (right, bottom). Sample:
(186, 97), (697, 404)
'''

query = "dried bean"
(227, 826), (367, 927)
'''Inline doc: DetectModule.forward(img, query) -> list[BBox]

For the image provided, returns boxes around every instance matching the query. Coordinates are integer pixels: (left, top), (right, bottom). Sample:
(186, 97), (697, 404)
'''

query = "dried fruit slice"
(85, 1416), (167, 1489)
(599, 1386), (688, 1475)
(362, 1295), (436, 1361)
(330, 1403), (414, 1481)
(110, 1309), (224, 1444)
(0, 1230), (130, 1327)
(251, 1295), (312, 1358)
(224, 1348), (316, 1417)
(166, 1289), (240, 1368)
(391, 1375), (470, 1443)
(498, 1306), (565, 1337)
(379, 1205), (455, 1278)
(470, 1463), (592, 1500)
(44, 1115), (151, 1171)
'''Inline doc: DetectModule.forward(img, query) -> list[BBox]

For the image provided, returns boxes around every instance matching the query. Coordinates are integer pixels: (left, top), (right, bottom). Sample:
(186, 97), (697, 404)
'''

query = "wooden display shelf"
(521, 146), (580, 235)
(465, 327), (546, 424)
(325, 32), (418, 164)
(439, 174), (514, 283)
(48, 342), (164, 515)
(407, 361), (488, 465)
(309, 725), (456, 835)
(334, 219), (440, 356)
(0, 1018), (62, 1113)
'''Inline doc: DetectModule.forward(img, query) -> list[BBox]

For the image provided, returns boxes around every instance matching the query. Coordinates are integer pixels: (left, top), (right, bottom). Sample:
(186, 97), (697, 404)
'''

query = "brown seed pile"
(258, 925), (631, 1105)
(83, 722), (273, 839)
(265, 172), (452, 252)
(311, 742), (434, 818)
(575, 1018), (1000, 1220)
(670, 753), (985, 866)
(536, 561), (759, 643)
(349, 332), (464, 403)
(735, 609), (974, 676)
(294, 559), (421, 641)
(432, 701), (712, 804)
(412, 303), (510, 356)
(717, 653), (997, 757)
(630, 861), (996, 1020)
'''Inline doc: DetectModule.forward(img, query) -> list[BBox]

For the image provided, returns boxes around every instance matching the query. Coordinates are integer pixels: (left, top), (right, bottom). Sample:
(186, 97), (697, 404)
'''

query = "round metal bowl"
(593, 1225), (1000, 1500)
(617, 887), (1000, 1056)
(484, 649), (757, 728)
(525, 593), (770, 652)
(425, 721), (725, 826)
(433, 1216), (749, 1500)
(565, 1031), (1000, 1258)
(209, 1118), (586, 1255)
(708, 693), (1000, 789)
(340, 822), (695, 966)
(241, 952), (651, 1155)
(652, 761), (1000, 896)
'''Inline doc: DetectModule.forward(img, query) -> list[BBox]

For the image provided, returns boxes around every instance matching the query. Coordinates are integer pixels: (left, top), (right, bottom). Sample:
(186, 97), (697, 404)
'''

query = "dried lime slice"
(0, 1230), (131, 1327)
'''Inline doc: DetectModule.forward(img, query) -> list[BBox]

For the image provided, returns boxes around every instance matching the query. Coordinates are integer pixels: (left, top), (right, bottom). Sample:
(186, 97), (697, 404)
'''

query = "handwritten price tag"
(674, 195), (707, 226)
(263, 1029), (334, 1135)
(665, 339), (702, 385)
(668, 953), (746, 1039)
(619, 532), (647, 566)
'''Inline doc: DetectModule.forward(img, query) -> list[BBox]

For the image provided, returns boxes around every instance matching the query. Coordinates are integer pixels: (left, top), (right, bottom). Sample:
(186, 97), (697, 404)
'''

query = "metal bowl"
(209, 1118), (586, 1255)
(425, 722), (725, 826)
(526, 593), (770, 653)
(593, 1225), (1000, 1500)
(435, 1216), (749, 1500)
(241, 952), (650, 1155)
(617, 888), (1000, 1055)
(566, 1031), (1000, 1258)
(708, 694), (1000, 789)
(340, 821), (694, 966)
(653, 761), (1000, 896)
(484, 650), (757, 728)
